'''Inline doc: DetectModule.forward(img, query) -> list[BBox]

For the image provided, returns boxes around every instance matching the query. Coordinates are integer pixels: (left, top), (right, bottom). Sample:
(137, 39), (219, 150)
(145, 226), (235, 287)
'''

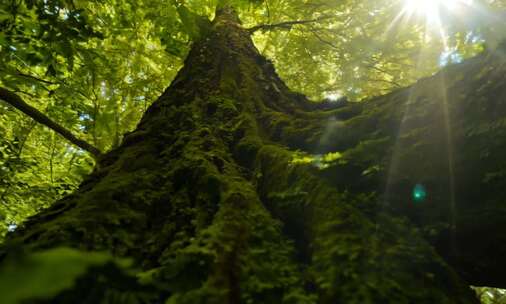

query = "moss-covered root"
(255, 145), (478, 303)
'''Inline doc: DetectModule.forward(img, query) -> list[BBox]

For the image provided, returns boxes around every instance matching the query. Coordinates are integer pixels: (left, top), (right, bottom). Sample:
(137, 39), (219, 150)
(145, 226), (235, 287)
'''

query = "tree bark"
(3, 6), (506, 303)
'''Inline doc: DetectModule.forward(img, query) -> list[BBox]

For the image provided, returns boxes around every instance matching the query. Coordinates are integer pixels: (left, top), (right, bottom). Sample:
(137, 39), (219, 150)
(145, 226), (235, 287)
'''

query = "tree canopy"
(1, 0), (506, 302)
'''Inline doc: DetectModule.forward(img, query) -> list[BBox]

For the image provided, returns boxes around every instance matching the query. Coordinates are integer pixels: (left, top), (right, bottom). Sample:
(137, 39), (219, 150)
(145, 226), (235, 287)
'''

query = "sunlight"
(392, 0), (474, 45)
(403, 0), (473, 20)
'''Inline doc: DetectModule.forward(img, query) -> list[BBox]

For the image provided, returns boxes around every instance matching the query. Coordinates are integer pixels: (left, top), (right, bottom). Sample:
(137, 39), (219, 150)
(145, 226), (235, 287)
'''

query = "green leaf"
(0, 247), (131, 303)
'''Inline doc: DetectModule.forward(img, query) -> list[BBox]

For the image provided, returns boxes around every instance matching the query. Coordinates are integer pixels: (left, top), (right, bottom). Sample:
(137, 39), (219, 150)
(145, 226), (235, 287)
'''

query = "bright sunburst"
(390, 0), (474, 45)
(402, 0), (473, 22)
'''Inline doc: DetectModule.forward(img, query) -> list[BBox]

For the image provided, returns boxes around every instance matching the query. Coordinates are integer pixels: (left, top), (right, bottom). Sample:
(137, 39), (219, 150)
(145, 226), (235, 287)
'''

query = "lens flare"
(412, 184), (427, 203)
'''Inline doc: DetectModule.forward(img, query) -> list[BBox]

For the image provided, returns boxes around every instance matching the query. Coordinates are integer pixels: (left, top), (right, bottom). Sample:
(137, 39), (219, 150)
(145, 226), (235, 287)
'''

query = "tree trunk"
(3, 6), (506, 303)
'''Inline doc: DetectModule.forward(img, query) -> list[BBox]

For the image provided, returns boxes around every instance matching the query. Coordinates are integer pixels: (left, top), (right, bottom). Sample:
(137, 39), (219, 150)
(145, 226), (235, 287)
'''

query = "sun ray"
(437, 69), (458, 255)
(382, 7), (462, 253)
(387, 0), (475, 44)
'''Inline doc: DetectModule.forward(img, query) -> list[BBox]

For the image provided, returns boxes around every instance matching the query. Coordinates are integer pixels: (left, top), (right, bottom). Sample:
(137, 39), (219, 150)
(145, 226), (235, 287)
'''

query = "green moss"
(254, 144), (476, 303)
(205, 96), (239, 119)
(1, 8), (489, 304)
(234, 137), (262, 168)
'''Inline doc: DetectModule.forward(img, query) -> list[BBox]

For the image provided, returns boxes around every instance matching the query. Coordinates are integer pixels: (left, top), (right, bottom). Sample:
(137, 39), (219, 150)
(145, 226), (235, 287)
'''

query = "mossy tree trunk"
(3, 6), (506, 303)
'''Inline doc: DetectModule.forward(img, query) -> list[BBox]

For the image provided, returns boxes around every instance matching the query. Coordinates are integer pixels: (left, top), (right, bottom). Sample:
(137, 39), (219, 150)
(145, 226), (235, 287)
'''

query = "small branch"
(308, 27), (342, 52)
(366, 64), (403, 88)
(265, 0), (271, 24)
(0, 87), (102, 158)
(367, 77), (402, 88)
(15, 69), (56, 85)
(247, 15), (332, 34)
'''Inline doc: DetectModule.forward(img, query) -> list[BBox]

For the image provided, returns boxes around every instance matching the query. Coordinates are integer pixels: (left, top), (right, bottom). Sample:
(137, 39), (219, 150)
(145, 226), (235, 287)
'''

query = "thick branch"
(247, 16), (332, 33)
(0, 87), (102, 158)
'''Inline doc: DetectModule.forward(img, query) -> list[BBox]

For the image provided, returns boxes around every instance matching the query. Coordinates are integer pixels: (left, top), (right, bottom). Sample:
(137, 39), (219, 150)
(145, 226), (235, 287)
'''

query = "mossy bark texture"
(4, 7), (506, 303)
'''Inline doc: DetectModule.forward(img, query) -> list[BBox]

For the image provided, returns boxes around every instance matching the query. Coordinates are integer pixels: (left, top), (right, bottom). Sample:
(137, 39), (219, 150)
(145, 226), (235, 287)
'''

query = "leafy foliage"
(0, 247), (132, 304)
(474, 287), (506, 304)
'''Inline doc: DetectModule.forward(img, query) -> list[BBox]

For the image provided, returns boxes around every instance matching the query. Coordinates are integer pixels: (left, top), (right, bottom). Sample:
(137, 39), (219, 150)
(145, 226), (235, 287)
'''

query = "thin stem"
(247, 15), (333, 33)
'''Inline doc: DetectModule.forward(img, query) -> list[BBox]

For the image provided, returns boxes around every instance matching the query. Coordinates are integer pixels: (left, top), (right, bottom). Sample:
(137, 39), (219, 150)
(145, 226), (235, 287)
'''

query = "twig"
(308, 27), (342, 52)
(247, 15), (333, 33)
(15, 69), (56, 85)
(366, 65), (402, 88)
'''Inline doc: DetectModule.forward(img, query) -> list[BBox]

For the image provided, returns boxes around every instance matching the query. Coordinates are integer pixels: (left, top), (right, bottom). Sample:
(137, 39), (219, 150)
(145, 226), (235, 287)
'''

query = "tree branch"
(247, 16), (333, 33)
(15, 69), (56, 85)
(308, 27), (343, 52)
(0, 87), (102, 158)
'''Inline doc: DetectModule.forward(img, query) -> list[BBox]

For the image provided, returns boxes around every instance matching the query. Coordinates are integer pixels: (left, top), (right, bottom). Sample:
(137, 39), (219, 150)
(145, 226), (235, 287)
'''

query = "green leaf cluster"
(0, 247), (131, 304)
